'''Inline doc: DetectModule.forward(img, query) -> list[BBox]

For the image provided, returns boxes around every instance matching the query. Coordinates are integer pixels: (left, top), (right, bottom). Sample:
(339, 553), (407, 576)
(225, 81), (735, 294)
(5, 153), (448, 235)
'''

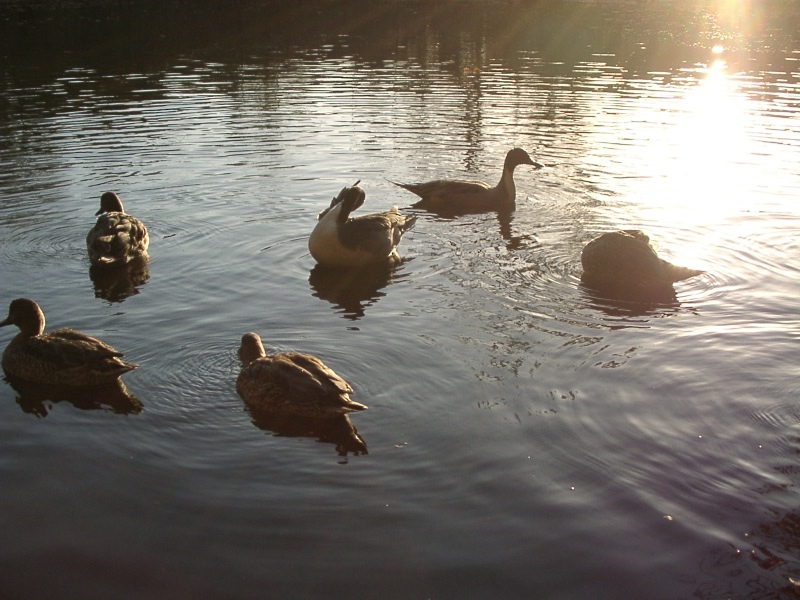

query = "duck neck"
(240, 341), (267, 365)
(497, 166), (517, 203)
(99, 192), (125, 214)
(337, 196), (359, 223)
(18, 313), (45, 338)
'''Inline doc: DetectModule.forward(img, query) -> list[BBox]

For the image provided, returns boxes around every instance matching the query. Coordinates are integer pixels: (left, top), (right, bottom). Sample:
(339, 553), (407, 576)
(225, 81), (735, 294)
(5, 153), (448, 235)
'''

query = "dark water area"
(1, 1), (799, 598)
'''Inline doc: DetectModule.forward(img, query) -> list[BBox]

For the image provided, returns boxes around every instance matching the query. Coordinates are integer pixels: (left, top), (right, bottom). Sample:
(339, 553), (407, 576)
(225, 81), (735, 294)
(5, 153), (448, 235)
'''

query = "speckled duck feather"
(86, 191), (149, 267)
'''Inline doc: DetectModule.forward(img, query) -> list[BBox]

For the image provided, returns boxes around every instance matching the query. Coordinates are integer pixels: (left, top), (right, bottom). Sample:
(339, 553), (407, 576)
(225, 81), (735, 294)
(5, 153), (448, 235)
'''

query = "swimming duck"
(237, 332), (367, 418)
(581, 230), (704, 290)
(393, 148), (543, 215)
(0, 298), (138, 386)
(309, 182), (416, 268)
(86, 191), (149, 267)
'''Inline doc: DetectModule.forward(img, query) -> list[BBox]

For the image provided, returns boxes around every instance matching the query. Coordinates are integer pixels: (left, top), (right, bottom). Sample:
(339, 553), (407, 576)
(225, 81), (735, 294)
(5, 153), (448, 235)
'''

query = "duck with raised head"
(86, 191), (149, 267)
(393, 148), (544, 215)
(309, 182), (416, 268)
(581, 230), (704, 291)
(0, 298), (138, 386)
(237, 332), (367, 418)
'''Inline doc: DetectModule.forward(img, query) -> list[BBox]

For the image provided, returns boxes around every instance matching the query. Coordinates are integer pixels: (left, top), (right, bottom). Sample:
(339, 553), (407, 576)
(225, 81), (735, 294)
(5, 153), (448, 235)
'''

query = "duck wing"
(393, 179), (490, 199)
(339, 210), (416, 254)
(18, 328), (137, 383)
(276, 352), (354, 396)
(87, 213), (150, 265)
(255, 352), (365, 412)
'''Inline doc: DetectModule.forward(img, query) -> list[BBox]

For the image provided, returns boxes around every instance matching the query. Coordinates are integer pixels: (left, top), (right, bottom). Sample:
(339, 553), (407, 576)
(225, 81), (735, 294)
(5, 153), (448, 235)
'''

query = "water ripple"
(1, 9), (799, 597)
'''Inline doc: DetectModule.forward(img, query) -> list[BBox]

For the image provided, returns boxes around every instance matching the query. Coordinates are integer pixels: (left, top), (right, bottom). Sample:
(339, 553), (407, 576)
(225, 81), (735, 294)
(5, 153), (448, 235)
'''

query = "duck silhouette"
(393, 148), (543, 215)
(581, 230), (704, 297)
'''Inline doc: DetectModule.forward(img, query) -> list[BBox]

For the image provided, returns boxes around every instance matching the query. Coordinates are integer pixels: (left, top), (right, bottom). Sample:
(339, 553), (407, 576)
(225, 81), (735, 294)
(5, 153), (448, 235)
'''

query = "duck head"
(96, 191), (125, 215)
(504, 148), (544, 172)
(0, 298), (46, 337)
(317, 180), (366, 222)
(239, 332), (267, 365)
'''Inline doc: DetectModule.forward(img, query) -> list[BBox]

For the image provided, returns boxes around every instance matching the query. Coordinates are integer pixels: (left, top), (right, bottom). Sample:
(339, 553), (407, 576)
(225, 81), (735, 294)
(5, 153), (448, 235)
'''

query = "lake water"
(1, 0), (799, 598)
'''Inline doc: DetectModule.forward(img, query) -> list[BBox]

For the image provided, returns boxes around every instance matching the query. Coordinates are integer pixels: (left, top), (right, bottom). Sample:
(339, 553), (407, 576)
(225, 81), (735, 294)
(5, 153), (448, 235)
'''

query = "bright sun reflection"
(584, 47), (760, 268)
(667, 57), (748, 214)
(648, 57), (754, 265)
(621, 55), (749, 216)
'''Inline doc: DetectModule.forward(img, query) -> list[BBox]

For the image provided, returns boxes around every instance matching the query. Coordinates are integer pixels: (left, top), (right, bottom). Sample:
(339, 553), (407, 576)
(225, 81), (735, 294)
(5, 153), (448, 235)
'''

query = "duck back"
(87, 212), (149, 267)
(581, 230), (704, 288)
(237, 351), (367, 418)
(3, 327), (137, 386)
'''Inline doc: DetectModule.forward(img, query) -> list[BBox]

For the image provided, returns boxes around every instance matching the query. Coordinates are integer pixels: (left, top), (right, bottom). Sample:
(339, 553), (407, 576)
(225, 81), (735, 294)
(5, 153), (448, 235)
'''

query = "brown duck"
(0, 298), (137, 386)
(86, 191), (150, 267)
(581, 230), (704, 291)
(237, 332), (367, 418)
(393, 148), (543, 214)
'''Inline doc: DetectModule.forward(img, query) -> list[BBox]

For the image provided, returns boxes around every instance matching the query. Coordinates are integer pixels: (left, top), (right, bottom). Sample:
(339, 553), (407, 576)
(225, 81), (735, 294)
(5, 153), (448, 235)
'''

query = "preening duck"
(308, 182), (416, 268)
(86, 191), (149, 267)
(393, 148), (543, 215)
(0, 298), (138, 386)
(237, 332), (368, 418)
(581, 230), (704, 290)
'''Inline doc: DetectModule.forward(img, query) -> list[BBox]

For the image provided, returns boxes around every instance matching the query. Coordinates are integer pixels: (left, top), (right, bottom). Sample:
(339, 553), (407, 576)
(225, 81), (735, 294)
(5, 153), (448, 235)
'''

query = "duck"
(237, 332), (368, 418)
(308, 181), (416, 268)
(86, 191), (150, 267)
(581, 230), (704, 291)
(392, 147), (543, 215)
(0, 298), (138, 386)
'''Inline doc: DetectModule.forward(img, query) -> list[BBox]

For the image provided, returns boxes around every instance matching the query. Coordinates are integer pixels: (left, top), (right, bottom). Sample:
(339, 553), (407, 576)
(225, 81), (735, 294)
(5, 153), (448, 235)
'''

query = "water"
(1, 1), (799, 597)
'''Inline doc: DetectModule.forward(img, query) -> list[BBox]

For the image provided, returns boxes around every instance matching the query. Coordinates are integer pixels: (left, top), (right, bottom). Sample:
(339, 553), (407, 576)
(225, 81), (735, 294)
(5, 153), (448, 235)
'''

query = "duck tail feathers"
(660, 260), (704, 283)
(343, 399), (368, 413)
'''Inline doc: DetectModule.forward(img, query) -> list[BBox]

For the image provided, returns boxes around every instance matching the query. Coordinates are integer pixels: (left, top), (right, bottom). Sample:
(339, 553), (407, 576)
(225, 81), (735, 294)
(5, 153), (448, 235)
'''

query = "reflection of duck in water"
(309, 262), (401, 320)
(86, 191), (150, 267)
(6, 374), (142, 417)
(0, 298), (138, 386)
(89, 255), (150, 303)
(496, 207), (535, 251)
(581, 230), (704, 298)
(309, 182), (416, 268)
(248, 412), (367, 457)
(237, 332), (368, 418)
(392, 148), (543, 216)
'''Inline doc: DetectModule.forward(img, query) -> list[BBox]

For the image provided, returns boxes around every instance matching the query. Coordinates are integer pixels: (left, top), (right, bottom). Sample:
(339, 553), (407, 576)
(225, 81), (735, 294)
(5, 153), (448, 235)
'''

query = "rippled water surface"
(1, 1), (799, 598)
